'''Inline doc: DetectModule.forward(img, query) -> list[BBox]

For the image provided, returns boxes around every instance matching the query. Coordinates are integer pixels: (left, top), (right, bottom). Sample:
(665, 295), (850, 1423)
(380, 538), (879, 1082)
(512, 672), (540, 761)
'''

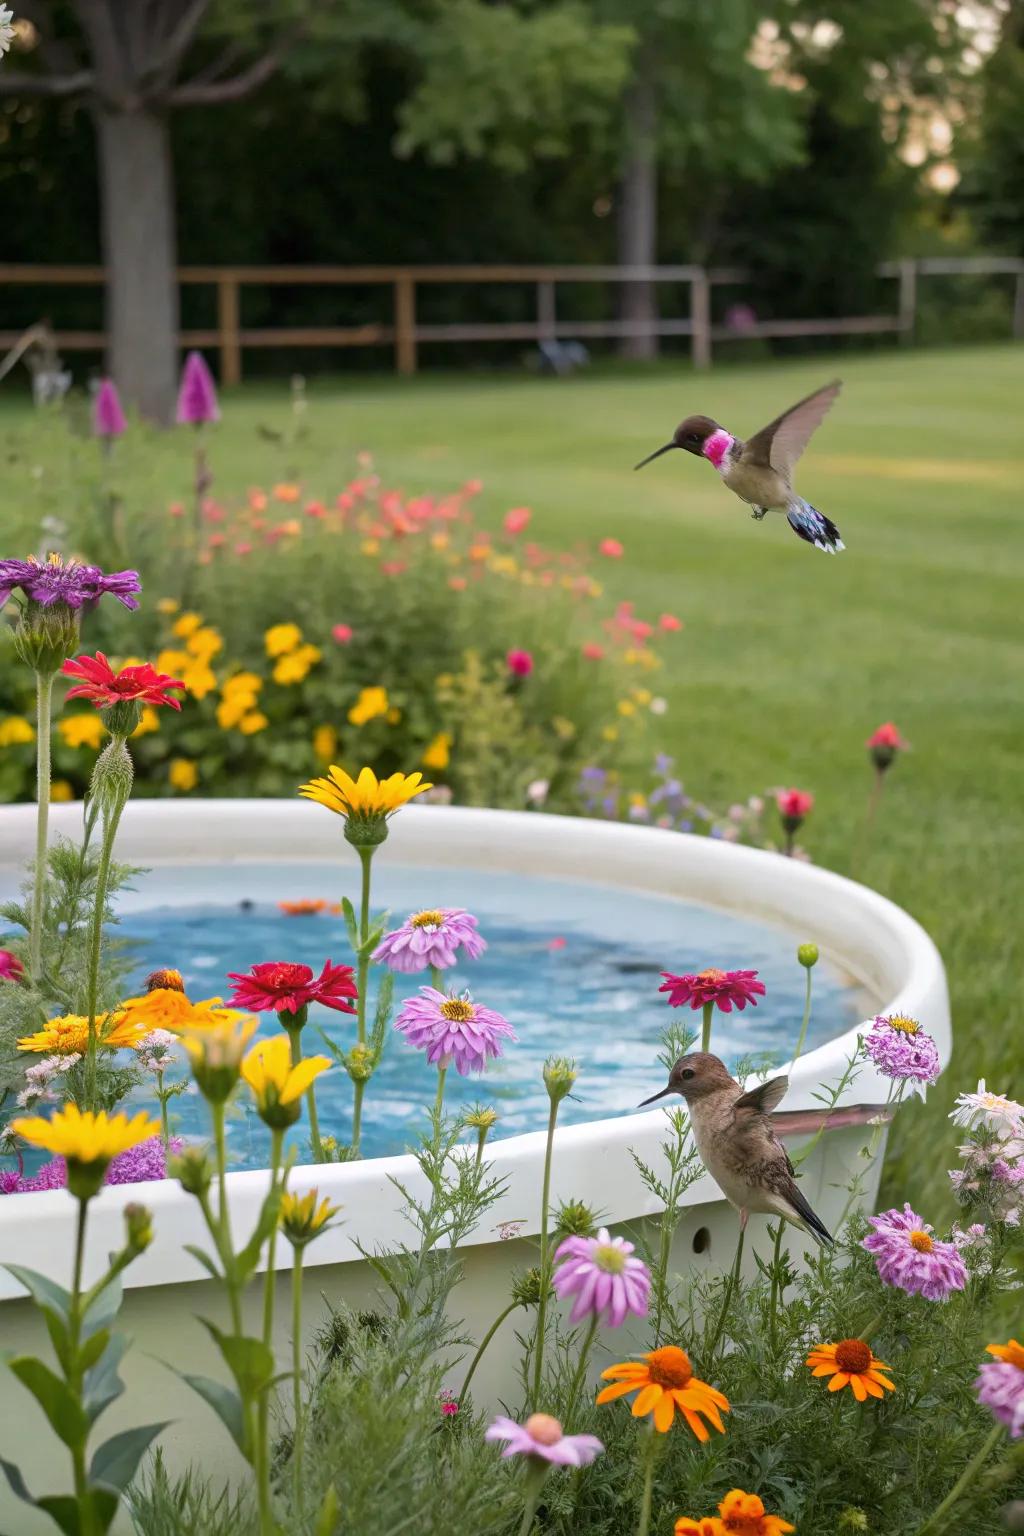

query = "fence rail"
(1, 257), (1021, 383)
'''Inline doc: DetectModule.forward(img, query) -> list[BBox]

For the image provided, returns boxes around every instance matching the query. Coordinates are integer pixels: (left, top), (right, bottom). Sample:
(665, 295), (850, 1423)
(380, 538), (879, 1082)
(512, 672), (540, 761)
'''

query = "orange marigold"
(596, 1345), (729, 1438)
(806, 1339), (895, 1402)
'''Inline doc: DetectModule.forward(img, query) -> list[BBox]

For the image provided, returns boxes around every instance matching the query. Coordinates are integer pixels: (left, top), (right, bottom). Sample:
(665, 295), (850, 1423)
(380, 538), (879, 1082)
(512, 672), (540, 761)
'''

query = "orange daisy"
(675, 1521), (724, 1536)
(278, 898), (328, 916)
(717, 1489), (795, 1535)
(806, 1339), (895, 1402)
(596, 1345), (729, 1438)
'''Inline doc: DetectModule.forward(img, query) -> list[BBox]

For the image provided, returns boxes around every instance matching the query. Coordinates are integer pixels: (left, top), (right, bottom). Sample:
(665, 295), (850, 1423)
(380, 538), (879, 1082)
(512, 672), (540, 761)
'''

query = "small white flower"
(526, 778), (549, 805)
(950, 1080), (1024, 1133)
(0, 7), (15, 56)
(649, 697), (667, 715)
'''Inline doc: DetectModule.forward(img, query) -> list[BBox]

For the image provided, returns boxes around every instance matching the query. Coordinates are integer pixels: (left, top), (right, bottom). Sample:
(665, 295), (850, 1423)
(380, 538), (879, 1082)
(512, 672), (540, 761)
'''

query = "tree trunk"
(617, 58), (658, 361)
(94, 107), (180, 424)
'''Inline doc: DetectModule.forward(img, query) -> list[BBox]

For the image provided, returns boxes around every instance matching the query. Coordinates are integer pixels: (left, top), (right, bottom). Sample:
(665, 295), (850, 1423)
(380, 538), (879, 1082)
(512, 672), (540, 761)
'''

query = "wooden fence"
(1, 256), (1021, 383)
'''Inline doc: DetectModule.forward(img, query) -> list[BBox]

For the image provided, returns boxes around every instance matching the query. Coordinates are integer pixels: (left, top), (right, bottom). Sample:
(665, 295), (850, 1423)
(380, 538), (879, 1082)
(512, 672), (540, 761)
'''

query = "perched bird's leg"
(750, 506), (768, 521)
(739, 1207), (749, 1230)
(705, 1214), (746, 1363)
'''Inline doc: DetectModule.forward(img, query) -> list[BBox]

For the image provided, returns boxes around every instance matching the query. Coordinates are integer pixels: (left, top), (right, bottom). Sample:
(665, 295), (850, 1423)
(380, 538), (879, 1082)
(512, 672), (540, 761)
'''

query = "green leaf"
(83, 1334), (127, 1426)
(8, 1356), (89, 1449)
(35, 1487), (120, 1536)
(89, 1421), (169, 1493)
(3, 1264), (71, 1320)
(198, 1319), (275, 1397)
(182, 1243), (222, 1282)
(0, 1454), (35, 1504)
(340, 897), (359, 948)
(33, 1494), (82, 1536)
(315, 1482), (340, 1536)
(234, 1188), (283, 1283)
(174, 1370), (248, 1455)
(77, 1329), (110, 1374)
(81, 1273), (122, 1340)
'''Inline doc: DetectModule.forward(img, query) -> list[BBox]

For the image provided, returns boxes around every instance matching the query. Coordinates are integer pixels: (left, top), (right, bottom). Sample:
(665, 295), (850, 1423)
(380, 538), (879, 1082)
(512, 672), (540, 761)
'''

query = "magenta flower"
(506, 649), (533, 677)
(867, 721), (908, 772)
(393, 987), (516, 1076)
(776, 788), (813, 825)
(1, 1136), (181, 1195)
(0, 555), (141, 612)
(93, 379), (127, 438)
(553, 1227), (651, 1326)
(0, 950), (23, 982)
(176, 350), (220, 425)
(863, 1204), (967, 1300)
(976, 1342), (1024, 1438)
(227, 960), (358, 1016)
(659, 967), (765, 1014)
(485, 1413), (603, 1468)
(373, 909), (486, 974)
(863, 1015), (940, 1098)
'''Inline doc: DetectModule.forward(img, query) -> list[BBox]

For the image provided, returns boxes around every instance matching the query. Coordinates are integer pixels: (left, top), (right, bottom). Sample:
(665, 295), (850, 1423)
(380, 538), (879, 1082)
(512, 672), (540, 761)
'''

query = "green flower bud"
(345, 1043), (374, 1083)
(837, 1511), (869, 1532)
(103, 698), (143, 739)
(11, 600), (81, 677)
(66, 1155), (109, 1204)
(123, 1201), (154, 1255)
(511, 1267), (550, 1307)
(554, 1198), (599, 1239)
(170, 1145), (214, 1197)
(543, 1055), (577, 1106)
(343, 816), (389, 850)
(798, 943), (819, 969)
(89, 737), (134, 819)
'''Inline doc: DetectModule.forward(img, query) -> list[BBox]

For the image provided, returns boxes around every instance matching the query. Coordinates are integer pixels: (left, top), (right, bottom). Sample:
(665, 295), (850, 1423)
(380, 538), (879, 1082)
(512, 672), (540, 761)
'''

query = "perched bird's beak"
(634, 442), (676, 471)
(638, 1083), (674, 1107)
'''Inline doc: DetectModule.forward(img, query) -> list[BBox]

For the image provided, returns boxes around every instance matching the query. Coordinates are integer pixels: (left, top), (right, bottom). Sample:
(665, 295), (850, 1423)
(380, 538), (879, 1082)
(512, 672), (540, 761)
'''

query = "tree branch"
(0, 69), (94, 96)
(168, 39), (290, 105)
(142, 0), (211, 81)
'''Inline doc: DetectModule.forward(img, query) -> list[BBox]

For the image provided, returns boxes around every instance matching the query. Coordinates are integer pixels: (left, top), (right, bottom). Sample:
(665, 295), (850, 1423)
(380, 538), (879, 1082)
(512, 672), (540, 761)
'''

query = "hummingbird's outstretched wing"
(732, 1074), (789, 1124)
(743, 379), (841, 479)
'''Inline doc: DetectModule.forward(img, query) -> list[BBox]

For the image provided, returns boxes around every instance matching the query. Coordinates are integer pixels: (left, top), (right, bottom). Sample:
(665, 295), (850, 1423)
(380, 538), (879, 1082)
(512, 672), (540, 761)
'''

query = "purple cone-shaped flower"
(393, 986), (516, 1076)
(863, 1014), (940, 1098)
(976, 1343), (1024, 1438)
(485, 1414), (603, 1467)
(176, 350), (220, 425)
(862, 1203), (967, 1300)
(0, 1136), (181, 1195)
(93, 379), (127, 438)
(373, 908), (486, 974)
(553, 1227), (651, 1326)
(0, 555), (141, 611)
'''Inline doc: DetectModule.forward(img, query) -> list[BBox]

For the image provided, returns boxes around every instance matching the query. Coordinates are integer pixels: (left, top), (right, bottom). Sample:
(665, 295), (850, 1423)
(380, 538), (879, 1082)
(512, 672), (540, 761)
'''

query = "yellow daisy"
(241, 1034), (332, 1129)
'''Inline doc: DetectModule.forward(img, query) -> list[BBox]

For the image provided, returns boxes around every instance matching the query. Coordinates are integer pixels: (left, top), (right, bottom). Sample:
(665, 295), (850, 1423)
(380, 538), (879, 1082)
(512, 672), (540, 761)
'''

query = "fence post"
(898, 259), (917, 345)
(537, 279), (556, 342)
(217, 274), (242, 386)
(1013, 267), (1024, 341)
(690, 269), (711, 369)
(394, 275), (417, 375)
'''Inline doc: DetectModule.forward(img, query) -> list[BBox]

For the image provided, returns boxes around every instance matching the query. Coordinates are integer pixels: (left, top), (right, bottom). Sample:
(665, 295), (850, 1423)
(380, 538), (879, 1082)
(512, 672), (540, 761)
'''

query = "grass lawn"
(3, 342), (1023, 1213)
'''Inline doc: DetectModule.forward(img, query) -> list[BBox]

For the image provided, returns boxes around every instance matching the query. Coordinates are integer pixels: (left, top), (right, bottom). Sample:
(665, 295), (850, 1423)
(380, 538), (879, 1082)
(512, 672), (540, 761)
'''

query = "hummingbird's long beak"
(634, 442), (676, 471)
(638, 1084), (674, 1107)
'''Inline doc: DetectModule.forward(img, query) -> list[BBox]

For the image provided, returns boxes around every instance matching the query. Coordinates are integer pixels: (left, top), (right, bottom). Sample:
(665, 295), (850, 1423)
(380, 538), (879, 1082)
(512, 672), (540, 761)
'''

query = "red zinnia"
(776, 788), (813, 823)
(62, 652), (185, 711)
(506, 649), (533, 677)
(659, 967), (765, 1013)
(867, 722), (906, 751)
(0, 949), (24, 982)
(226, 959), (358, 1016)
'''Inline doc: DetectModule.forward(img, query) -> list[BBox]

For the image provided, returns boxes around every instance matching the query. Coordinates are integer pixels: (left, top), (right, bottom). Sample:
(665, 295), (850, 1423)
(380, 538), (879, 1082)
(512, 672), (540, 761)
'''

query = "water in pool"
(106, 861), (865, 1169)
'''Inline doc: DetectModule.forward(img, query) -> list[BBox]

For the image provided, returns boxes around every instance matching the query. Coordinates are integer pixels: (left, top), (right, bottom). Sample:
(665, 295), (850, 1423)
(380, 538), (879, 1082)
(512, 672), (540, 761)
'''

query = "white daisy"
(0, 7), (15, 56)
(950, 1079), (1024, 1133)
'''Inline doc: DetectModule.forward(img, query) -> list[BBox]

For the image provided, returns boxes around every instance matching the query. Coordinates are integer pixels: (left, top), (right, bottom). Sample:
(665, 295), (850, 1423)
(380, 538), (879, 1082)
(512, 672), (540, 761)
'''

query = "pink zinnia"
(867, 721), (908, 772)
(0, 950), (23, 982)
(659, 967), (765, 1013)
(503, 507), (532, 535)
(176, 350), (220, 425)
(373, 909), (486, 974)
(776, 788), (813, 827)
(862, 1204), (967, 1300)
(485, 1414), (603, 1468)
(976, 1341), (1024, 1438)
(506, 649), (533, 677)
(93, 379), (127, 439)
(582, 642), (605, 661)
(599, 538), (623, 558)
(659, 613), (682, 632)
(227, 960), (358, 1016)
(553, 1227), (651, 1326)
(394, 987), (516, 1076)
(332, 624), (353, 644)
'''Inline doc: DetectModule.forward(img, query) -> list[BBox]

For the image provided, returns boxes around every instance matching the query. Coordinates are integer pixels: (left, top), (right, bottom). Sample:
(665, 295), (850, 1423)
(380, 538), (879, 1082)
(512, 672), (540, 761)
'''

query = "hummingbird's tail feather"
(783, 1180), (835, 1247)
(786, 499), (844, 554)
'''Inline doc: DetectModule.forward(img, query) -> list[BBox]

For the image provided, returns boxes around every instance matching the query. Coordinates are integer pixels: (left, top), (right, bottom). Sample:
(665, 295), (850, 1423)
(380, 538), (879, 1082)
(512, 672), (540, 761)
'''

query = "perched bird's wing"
(743, 379), (841, 479)
(772, 1103), (893, 1138)
(775, 1174), (834, 1247)
(733, 1074), (789, 1121)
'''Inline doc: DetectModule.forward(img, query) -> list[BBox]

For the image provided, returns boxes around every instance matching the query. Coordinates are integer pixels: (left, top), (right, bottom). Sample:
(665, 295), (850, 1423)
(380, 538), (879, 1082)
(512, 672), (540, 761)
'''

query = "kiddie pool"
(0, 801), (950, 1519)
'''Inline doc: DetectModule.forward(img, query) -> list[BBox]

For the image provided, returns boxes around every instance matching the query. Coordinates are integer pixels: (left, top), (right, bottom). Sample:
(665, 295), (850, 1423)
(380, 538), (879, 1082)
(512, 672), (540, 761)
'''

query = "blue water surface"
(111, 861), (864, 1169)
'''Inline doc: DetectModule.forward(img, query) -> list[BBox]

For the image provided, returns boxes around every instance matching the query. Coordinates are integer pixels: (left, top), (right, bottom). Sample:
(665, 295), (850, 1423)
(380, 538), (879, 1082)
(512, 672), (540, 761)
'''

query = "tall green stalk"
(914, 1422), (1004, 1536)
(291, 1247), (306, 1517)
(530, 1098), (559, 1408)
(706, 1225), (745, 1362)
(284, 1013), (322, 1163)
(791, 964), (814, 1074)
(83, 790), (128, 1109)
(460, 1298), (520, 1403)
(700, 1001), (713, 1054)
(256, 1129), (284, 1536)
(635, 1423), (657, 1536)
(29, 671), (55, 982)
(350, 846), (374, 1154)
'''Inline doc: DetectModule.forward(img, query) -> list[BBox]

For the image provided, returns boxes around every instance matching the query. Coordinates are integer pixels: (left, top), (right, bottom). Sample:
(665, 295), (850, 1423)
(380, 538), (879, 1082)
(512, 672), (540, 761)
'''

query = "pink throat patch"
(702, 429), (733, 468)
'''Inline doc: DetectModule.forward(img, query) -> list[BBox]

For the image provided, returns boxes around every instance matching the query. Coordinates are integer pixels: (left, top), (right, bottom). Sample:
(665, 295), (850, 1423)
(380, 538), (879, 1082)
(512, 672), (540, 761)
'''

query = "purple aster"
(485, 1413), (603, 1468)
(552, 1227), (651, 1326)
(0, 555), (141, 612)
(976, 1341), (1024, 1438)
(0, 559), (35, 608)
(863, 1014), (940, 1098)
(373, 908), (486, 974)
(0, 1136), (180, 1195)
(176, 350), (220, 425)
(93, 379), (127, 438)
(862, 1203), (967, 1300)
(393, 987), (516, 1076)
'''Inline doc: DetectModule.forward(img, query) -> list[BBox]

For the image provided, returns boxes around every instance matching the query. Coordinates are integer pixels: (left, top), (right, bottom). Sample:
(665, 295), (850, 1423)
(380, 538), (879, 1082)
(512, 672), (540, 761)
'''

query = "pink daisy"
(863, 1203), (967, 1300)
(373, 909), (485, 974)
(485, 1413), (603, 1467)
(394, 987), (516, 1076)
(659, 967), (765, 1014)
(553, 1227), (651, 1326)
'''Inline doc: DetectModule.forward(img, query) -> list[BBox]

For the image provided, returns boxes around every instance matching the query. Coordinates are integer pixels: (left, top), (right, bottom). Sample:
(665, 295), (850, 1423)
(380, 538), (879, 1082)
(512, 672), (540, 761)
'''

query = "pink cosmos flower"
(976, 1342), (1024, 1438)
(332, 624), (353, 644)
(553, 1227), (651, 1326)
(394, 987), (516, 1076)
(93, 379), (127, 439)
(0, 950), (24, 982)
(863, 1015), (940, 1098)
(503, 507), (532, 535)
(176, 350), (220, 425)
(599, 538), (624, 558)
(776, 788), (813, 825)
(485, 1413), (603, 1468)
(506, 649), (533, 677)
(227, 960), (358, 1016)
(659, 613), (682, 632)
(582, 642), (605, 660)
(373, 909), (486, 974)
(659, 967), (765, 1013)
(863, 1204), (967, 1300)
(439, 1390), (459, 1418)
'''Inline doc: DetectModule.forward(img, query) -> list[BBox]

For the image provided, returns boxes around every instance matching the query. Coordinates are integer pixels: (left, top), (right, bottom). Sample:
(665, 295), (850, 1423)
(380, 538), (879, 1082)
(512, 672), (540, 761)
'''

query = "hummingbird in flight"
(634, 379), (844, 554)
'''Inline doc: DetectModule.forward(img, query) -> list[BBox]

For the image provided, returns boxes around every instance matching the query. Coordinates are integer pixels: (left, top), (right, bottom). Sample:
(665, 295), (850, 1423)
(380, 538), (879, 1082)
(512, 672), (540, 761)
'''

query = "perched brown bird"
(639, 1052), (836, 1246)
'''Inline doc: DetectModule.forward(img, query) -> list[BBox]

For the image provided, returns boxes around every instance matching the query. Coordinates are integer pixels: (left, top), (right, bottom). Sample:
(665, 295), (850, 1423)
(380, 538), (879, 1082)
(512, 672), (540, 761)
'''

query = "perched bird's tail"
(785, 1182), (835, 1248)
(787, 499), (844, 554)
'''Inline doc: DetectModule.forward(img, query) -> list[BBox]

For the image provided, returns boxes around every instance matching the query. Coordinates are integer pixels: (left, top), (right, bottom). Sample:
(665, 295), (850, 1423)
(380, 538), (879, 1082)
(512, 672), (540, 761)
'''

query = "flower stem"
(434, 1065), (447, 1121)
(69, 1198), (91, 1528)
(291, 1246), (305, 1518)
(636, 1422), (657, 1536)
(29, 670), (54, 983)
(706, 1223), (745, 1363)
(212, 1101), (242, 1336)
(768, 1221), (785, 1350)
(700, 1001), (713, 1054)
(460, 1298), (519, 1403)
(517, 1463), (549, 1536)
(262, 1129), (284, 1347)
(791, 966), (813, 1075)
(566, 1315), (599, 1420)
(257, 1128), (284, 1536)
(158, 1074), (170, 1149)
(83, 791), (127, 1110)
(531, 1097), (560, 1408)
(284, 1016), (322, 1164)
(914, 1422), (1005, 1536)
(430, 963), (445, 993)
(351, 845), (374, 1156)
